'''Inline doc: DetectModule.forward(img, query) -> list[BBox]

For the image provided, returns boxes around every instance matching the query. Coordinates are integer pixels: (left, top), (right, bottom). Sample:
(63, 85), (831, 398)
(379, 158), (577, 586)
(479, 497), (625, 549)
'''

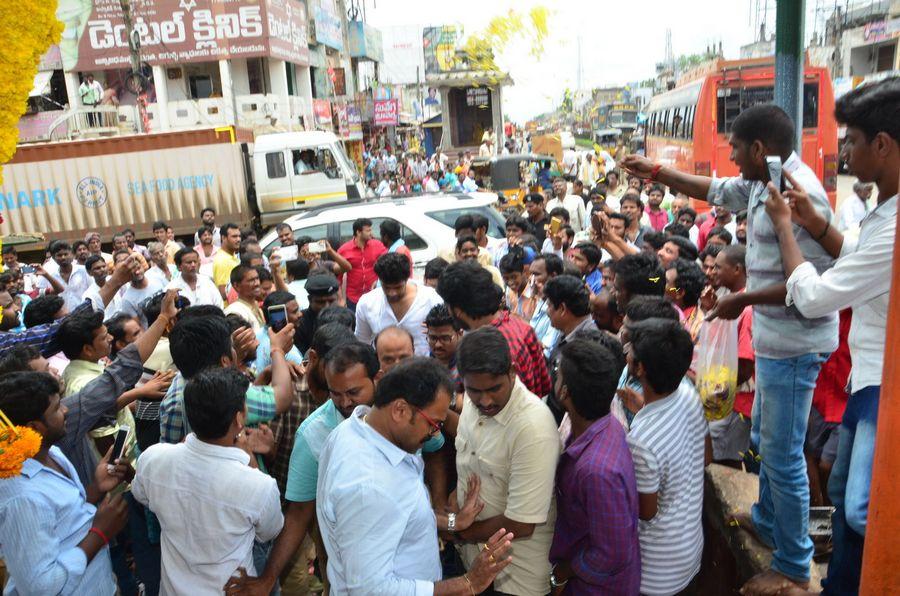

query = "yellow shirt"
(213, 250), (240, 287)
(455, 379), (560, 595)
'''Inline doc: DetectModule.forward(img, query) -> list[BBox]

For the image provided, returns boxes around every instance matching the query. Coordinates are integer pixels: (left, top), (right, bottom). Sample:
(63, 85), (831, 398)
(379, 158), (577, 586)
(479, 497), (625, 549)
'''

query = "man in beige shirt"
(452, 326), (560, 595)
(224, 264), (265, 332)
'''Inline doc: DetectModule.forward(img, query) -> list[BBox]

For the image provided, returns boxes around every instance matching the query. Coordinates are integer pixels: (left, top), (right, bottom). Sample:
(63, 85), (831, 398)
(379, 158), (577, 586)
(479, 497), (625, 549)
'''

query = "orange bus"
(644, 56), (839, 211)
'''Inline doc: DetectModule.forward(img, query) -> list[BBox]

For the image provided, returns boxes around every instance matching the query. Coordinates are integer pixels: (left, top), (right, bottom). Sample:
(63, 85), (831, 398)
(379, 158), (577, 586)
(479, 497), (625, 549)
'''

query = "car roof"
(279, 192), (499, 225)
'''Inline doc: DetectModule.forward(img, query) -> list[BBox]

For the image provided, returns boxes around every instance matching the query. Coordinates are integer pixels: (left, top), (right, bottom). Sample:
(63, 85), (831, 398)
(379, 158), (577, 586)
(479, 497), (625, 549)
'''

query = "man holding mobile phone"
(254, 292), (304, 373)
(623, 104), (837, 595)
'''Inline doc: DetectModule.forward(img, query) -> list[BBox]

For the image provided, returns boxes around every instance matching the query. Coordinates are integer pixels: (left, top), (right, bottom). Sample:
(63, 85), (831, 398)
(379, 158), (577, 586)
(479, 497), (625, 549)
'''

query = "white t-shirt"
(168, 274), (223, 309)
(354, 282), (443, 356)
(116, 278), (165, 325)
(546, 195), (587, 231)
(35, 265), (92, 313)
(626, 379), (708, 595)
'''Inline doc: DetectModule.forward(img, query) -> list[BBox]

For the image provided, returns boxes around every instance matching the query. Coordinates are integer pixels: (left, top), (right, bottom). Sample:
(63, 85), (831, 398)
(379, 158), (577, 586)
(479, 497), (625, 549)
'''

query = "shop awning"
(29, 71), (53, 97)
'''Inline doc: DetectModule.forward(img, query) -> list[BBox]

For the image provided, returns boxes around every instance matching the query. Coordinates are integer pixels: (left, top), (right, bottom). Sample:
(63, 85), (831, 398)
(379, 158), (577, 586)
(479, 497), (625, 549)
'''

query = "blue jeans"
(750, 353), (828, 582)
(823, 385), (880, 596)
(252, 540), (281, 596)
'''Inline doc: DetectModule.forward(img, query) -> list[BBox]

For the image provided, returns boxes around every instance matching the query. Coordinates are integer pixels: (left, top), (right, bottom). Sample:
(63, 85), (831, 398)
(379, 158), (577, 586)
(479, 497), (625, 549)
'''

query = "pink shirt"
(645, 207), (670, 232)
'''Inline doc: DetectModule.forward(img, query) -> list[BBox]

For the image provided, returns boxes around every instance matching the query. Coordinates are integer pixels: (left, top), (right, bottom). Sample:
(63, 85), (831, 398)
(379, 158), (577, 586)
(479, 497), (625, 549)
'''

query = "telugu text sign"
(57, 0), (309, 71)
(373, 99), (399, 127)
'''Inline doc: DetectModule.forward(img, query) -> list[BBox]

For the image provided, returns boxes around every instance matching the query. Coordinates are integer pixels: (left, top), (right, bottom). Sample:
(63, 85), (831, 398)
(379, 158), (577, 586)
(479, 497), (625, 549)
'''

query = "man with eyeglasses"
(452, 326), (560, 595)
(425, 304), (463, 393)
(291, 357), (510, 594)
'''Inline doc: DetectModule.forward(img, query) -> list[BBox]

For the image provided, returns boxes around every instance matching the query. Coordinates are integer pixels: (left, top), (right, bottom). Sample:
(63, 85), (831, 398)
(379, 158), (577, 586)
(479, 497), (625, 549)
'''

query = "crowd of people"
(0, 77), (895, 596)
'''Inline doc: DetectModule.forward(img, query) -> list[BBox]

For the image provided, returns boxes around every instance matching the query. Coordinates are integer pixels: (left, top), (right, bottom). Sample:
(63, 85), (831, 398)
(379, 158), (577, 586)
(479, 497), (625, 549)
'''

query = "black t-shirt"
(528, 213), (548, 245)
(296, 307), (318, 353)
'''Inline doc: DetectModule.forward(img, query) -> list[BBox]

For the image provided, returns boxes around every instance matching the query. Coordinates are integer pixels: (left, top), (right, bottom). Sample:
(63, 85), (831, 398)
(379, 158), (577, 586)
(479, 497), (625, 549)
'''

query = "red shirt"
(733, 305), (755, 418)
(337, 238), (387, 303)
(812, 309), (852, 423)
(644, 206), (670, 232)
(491, 311), (552, 397)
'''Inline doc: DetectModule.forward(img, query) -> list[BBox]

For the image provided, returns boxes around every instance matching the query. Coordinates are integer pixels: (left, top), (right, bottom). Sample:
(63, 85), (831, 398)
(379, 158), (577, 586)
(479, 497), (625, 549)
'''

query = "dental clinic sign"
(57, 0), (309, 71)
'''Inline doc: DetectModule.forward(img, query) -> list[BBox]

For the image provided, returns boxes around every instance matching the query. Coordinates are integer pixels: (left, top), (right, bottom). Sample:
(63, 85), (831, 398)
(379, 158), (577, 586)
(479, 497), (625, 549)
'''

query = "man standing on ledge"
(623, 104), (837, 595)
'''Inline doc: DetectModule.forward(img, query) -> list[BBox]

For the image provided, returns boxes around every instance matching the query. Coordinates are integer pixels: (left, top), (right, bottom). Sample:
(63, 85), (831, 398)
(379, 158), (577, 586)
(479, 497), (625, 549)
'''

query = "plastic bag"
(695, 318), (739, 421)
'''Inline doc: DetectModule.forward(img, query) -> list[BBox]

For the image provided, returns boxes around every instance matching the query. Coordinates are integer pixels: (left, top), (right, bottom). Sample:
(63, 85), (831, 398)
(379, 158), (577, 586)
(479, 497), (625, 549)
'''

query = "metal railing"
(47, 106), (122, 141)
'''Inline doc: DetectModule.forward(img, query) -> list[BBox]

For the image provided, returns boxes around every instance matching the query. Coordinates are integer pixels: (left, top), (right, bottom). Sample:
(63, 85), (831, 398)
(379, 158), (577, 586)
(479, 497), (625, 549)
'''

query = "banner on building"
(313, 99), (333, 128)
(56, 0), (309, 72)
(373, 99), (399, 127)
(423, 26), (460, 74)
(313, 0), (343, 51)
(346, 104), (363, 140)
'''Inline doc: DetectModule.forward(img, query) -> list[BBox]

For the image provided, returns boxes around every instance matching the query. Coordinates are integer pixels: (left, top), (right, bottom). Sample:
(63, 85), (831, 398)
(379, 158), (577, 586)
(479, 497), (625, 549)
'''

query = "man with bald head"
(374, 326), (414, 373)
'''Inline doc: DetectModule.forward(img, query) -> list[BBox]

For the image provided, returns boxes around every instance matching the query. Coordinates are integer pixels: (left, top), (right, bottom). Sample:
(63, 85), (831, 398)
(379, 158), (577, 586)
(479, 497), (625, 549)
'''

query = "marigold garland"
(0, 426), (42, 479)
(0, 1), (63, 187)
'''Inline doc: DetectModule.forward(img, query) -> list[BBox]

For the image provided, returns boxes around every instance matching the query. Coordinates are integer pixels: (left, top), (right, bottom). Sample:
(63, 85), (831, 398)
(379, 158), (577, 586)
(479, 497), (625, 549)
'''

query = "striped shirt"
(708, 152), (837, 358)
(626, 379), (708, 596)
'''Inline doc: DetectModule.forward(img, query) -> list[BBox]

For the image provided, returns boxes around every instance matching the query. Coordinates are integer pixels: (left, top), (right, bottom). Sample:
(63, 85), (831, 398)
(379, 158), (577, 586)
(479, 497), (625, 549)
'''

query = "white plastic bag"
(695, 318), (739, 421)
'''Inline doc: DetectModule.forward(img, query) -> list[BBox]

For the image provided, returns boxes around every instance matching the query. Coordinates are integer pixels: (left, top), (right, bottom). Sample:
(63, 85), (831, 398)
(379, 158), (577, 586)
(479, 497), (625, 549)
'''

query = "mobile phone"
(766, 156), (785, 193)
(268, 304), (288, 332)
(20, 265), (35, 274)
(308, 240), (327, 254)
(106, 425), (130, 472)
(175, 295), (189, 310)
(549, 216), (562, 235)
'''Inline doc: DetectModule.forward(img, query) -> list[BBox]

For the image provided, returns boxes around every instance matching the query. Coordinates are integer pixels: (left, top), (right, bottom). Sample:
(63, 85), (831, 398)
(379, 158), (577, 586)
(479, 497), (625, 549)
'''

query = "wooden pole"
(860, 197), (900, 593)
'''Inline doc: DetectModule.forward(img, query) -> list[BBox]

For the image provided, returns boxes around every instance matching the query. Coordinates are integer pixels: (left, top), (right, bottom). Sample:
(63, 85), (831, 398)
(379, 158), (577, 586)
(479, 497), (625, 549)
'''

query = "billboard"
(423, 25), (460, 74)
(313, 99), (333, 128)
(373, 99), (399, 127)
(56, 0), (309, 72)
(313, 0), (343, 51)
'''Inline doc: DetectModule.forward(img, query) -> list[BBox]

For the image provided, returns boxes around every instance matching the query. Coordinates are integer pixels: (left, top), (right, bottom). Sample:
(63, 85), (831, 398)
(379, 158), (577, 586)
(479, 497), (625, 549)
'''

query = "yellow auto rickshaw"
(469, 153), (561, 209)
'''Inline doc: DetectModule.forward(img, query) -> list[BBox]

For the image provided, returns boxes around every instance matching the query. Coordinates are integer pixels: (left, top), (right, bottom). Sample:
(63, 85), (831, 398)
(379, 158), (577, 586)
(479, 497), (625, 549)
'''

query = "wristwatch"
(447, 512), (457, 532)
(549, 564), (567, 588)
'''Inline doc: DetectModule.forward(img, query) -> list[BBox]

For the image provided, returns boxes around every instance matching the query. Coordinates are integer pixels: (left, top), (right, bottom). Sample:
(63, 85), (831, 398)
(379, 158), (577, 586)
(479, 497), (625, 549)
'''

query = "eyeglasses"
(427, 333), (456, 345)
(415, 407), (444, 435)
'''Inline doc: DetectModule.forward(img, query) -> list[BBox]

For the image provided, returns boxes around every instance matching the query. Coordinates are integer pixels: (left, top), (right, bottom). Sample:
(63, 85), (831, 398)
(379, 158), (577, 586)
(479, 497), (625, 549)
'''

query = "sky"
(364, 0), (834, 121)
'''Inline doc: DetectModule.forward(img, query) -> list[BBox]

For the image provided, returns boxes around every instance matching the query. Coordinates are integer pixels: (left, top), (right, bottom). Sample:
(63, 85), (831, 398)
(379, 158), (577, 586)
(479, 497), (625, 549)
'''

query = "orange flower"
(0, 426), (42, 479)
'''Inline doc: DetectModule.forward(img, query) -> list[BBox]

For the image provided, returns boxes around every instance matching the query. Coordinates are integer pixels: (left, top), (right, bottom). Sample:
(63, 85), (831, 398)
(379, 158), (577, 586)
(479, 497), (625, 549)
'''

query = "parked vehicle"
(0, 127), (366, 251)
(469, 154), (560, 208)
(259, 192), (507, 277)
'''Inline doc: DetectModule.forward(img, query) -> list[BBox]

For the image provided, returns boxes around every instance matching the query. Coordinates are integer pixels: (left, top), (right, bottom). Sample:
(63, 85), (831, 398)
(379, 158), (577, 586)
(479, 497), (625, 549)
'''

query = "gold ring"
(482, 544), (491, 553)
(489, 554), (495, 563)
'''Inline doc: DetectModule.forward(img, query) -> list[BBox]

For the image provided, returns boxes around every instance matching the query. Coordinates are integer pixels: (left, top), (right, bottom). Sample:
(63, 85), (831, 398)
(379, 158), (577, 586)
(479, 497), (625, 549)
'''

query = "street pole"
(860, 205), (900, 593)
(774, 0), (805, 151)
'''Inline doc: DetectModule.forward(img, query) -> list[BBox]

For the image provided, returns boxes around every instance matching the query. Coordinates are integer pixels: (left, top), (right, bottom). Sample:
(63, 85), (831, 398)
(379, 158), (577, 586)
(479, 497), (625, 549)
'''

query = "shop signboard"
(313, 99), (333, 127)
(313, 0), (343, 51)
(56, 0), (310, 71)
(373, 98), (399, 127)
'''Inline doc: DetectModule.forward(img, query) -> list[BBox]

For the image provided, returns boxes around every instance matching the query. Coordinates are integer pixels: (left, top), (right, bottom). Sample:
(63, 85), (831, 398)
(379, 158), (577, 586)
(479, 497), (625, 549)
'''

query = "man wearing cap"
(296, 273), (341, 353)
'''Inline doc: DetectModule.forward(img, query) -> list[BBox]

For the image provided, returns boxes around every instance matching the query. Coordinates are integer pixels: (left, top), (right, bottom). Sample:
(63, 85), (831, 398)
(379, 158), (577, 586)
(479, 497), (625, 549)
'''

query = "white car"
(259, 193), (508, 277)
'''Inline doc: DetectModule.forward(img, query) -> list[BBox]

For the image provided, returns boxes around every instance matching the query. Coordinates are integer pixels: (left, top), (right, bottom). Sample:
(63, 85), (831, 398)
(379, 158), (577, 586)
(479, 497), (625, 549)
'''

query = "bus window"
(718, 83), (821, 134)
(802, 83), (819, 129)
(673, 108), (683, 138)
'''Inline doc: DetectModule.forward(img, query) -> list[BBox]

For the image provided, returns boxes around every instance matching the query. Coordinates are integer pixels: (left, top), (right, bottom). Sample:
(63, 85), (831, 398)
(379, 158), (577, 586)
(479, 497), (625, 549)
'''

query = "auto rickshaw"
(469, 153), (562, 209)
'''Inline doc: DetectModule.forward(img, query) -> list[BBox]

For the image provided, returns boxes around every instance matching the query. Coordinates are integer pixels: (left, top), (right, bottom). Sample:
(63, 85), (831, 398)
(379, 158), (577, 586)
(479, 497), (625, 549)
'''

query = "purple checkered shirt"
(549, 415), (641, 595)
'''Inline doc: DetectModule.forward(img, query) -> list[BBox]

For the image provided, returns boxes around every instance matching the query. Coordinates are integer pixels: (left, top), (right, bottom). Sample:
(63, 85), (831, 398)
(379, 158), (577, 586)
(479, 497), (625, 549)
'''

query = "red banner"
(373, 99), (399, 127)
(313, 99), (333, 128)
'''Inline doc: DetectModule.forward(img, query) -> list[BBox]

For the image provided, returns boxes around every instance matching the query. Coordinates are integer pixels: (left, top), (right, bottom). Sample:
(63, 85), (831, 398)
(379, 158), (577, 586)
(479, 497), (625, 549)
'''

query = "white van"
(253, 131), (367, 227)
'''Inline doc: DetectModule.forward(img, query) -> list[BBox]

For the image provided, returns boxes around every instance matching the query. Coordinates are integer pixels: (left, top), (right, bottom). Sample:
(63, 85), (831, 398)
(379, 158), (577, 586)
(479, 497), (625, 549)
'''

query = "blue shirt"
(584, 268), (603, 295)
(253, 326), (304, 374)
(530, 299), (561, 360)
(286, 401), (445, 503)
(316, 406), (441, 595)
(0, 446), (116, 595)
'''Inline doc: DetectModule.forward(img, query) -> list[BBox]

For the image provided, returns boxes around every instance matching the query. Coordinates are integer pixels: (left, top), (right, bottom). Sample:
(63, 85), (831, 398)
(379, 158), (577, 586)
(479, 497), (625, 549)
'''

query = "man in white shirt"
(461, 169), (479, 193)
(546, 178), (587, 231)
(116, 263), (165, 327)
(355, 253), (443, 356)
(835, 181), (873, 232)
(132, 367), (283, 596)
(82, 254), (120, 317)
(315, 357), (512, 594)
(424, 171), (440, 193)
(78, 74), (103, 107)
(562, 148), (579, 180)
(376, 177), (392, 197)
(224, 265), (265, 332)
(36, 241), (92, 313)
(762, 78), (898, 595)
(170, 247), (223, 309)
